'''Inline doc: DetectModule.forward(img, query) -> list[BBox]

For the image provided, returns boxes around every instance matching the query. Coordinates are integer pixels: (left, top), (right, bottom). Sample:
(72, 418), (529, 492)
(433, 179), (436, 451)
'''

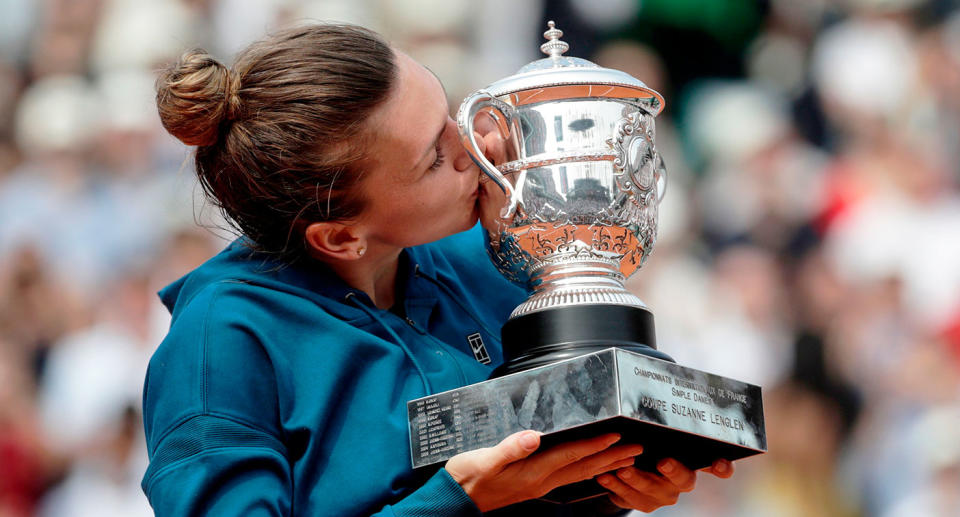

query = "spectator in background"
(0, 337), (50, 517)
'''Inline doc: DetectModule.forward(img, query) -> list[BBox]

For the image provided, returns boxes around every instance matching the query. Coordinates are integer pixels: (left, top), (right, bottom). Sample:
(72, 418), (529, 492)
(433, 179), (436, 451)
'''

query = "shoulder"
(144, 281), (288, 449)
(145, 274), (377, 448)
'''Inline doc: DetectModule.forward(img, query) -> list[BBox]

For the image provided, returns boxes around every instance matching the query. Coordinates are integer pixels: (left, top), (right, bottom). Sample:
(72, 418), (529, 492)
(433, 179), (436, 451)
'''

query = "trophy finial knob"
(540, 20), (570, 58)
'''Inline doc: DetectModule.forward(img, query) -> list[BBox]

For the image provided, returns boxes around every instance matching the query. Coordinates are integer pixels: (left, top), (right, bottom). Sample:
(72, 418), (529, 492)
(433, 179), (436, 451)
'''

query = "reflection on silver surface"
(458, 22), (667, 318)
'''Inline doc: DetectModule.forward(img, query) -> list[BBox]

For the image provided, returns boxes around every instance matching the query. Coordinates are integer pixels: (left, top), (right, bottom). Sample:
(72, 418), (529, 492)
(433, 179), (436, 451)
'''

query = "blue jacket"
(142, 226), (530, 516)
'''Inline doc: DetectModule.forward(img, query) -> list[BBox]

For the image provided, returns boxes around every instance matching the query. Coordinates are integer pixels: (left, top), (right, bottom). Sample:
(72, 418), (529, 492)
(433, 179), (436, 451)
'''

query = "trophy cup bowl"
(458, 21), (671, 374)
(406, 22), (766, 504)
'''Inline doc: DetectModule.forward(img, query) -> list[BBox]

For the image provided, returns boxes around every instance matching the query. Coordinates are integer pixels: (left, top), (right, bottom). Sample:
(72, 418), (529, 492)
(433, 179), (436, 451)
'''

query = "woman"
(144, 23), (732, 516)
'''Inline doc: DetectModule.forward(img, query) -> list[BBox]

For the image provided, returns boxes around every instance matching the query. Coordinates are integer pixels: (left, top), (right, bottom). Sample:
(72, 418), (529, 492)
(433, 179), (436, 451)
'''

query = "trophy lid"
(483, 21), (664, 114)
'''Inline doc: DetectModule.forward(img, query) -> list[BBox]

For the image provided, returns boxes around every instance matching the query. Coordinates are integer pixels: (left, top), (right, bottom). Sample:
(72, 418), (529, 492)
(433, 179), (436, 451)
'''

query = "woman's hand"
(473, 129), (510, 232)
(470, 112), (513, 232)
(445, 431), (644, 512)
(596, 457), (734, 512)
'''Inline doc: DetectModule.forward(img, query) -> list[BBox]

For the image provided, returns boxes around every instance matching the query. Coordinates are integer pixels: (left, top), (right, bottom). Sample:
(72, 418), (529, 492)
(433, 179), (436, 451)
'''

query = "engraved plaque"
(407, 348), (765, 503)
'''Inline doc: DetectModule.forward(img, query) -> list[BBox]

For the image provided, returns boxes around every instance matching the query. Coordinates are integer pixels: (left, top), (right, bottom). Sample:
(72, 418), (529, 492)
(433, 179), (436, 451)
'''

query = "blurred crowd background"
(1, 0), (959, 515)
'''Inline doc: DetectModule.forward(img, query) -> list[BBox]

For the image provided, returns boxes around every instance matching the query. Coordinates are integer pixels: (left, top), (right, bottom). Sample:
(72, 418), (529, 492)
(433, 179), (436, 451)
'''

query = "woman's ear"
(304, 221), (367, 261)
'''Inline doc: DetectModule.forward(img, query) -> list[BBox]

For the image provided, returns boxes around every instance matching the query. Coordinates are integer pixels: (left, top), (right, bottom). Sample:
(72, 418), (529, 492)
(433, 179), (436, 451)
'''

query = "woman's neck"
(328, 247), (402, 310)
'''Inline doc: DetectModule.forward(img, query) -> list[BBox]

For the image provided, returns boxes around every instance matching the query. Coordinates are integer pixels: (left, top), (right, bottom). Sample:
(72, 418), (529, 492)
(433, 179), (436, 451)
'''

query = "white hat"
(811, 18), (917, 118)
(685, 81), (790, 164)
(14, 75), (101, 155)
(88, 0), (196, 74)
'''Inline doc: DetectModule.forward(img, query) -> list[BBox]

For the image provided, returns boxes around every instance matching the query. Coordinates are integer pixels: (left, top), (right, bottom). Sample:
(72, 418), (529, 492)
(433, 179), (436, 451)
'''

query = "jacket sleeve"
(141, 281), (295, 515)
(380, 469), (482, 517)
(142, 417), (479, 516)
(141, 284), (482, 517)
(141, 415), (293, 515)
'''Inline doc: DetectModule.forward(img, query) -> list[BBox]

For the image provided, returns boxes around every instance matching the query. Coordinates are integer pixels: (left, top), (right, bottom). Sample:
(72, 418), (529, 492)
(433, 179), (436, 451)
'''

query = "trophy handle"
(457, 90), (520, 218)
(655, 152), (668, 203)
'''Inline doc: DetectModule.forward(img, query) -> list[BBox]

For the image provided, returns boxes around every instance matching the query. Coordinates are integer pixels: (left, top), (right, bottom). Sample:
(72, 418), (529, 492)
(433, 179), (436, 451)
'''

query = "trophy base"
(407, 348), (766, 504)
(495, 304), (673, 376)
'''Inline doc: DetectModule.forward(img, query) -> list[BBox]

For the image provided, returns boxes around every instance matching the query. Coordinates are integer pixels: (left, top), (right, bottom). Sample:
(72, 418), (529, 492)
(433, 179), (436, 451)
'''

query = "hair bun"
(156, 50), (240, 146)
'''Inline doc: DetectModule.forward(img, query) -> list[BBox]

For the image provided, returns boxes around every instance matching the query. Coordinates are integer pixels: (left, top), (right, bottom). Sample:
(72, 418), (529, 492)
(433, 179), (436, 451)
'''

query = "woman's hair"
(156, 24), (396, 263)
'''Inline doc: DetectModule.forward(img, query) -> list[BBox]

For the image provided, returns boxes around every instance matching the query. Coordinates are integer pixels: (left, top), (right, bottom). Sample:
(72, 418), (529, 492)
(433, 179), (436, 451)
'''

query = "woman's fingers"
(596, 472), (668, 512)
(528, 433), (622, 470)
(480, 131), (508, 165)
(447, 435), (723, 513)
(445, 433), (639, 511)
(656, 459), (697, 492)
(472, 110), (499, 135)
(446, 430), (540, 484)
(541, 443), (645, 488)
(702, 458), (735, 479)
(483, 430), (542, 471)
(595, 460), (702, 512)
(602, 457), (641, 473)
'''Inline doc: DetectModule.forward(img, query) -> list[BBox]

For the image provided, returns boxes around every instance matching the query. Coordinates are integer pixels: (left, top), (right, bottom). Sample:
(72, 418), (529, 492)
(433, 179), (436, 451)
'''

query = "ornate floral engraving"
(608, 111), (659, 203)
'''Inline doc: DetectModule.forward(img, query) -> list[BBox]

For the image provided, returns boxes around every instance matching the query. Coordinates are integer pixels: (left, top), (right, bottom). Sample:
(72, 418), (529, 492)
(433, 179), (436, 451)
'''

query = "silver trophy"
(458, 21), (671, 374)
(407, 23), (765, 504)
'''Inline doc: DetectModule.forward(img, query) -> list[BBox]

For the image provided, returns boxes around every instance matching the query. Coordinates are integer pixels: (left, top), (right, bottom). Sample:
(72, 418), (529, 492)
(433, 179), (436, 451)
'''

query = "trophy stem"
(493, 259), (672, 377)
(511, 258), (647, 319)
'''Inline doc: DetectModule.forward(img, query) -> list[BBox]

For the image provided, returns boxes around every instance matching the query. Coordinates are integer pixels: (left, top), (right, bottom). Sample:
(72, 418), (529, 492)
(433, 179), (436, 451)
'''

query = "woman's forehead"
(368, 52), (448, 163)
(391, 52), (447, 114)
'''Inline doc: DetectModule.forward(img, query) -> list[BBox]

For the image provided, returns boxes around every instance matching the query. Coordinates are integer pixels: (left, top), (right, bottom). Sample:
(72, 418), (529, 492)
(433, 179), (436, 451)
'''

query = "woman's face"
(354, 51), (482, 250)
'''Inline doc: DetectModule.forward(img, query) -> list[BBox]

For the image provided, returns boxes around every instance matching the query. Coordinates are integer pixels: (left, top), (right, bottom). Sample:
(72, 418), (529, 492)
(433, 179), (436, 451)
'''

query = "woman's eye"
(428, 144), (445, 171)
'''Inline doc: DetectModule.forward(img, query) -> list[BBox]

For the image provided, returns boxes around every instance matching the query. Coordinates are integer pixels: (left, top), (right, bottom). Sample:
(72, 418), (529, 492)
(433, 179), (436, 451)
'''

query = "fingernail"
(659, 459), (675, 473)
(519, 431), (539, 450)
(618, 468), (633, 480)
(715, 460), (728, 473)
(597, 475), (611, 487)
